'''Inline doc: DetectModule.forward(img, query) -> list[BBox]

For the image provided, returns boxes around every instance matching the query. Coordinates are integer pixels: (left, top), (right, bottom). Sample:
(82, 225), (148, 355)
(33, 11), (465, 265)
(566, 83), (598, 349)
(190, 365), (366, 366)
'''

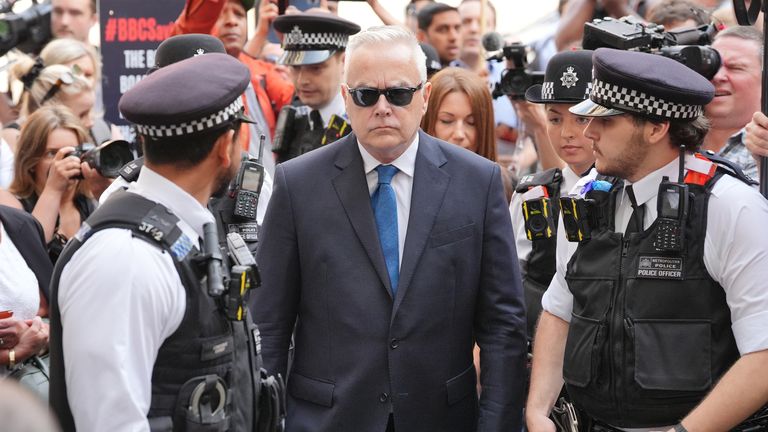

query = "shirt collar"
(317, 92), (346, 128)
(623, 157), (686, 207)
(357, 133), (419, 178)
(129, 166), (215, 242)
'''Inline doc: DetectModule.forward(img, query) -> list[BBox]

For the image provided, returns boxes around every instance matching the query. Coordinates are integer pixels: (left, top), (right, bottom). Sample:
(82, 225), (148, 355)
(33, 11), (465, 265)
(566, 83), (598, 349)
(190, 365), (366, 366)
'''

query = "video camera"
(68, 139), (136, 179)
(0, 0), (51, 57)
(488, 42), (544, 100)
(582, 17), (721, 79)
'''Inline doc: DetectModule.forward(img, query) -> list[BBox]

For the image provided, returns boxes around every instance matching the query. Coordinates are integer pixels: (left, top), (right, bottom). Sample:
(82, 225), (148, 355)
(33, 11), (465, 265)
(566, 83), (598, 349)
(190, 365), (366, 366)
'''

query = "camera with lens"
(67, 139), (137, 179)
(582, 16), (721, 79)
(488, 42), (544, 100)
(0, 0), (52, 57)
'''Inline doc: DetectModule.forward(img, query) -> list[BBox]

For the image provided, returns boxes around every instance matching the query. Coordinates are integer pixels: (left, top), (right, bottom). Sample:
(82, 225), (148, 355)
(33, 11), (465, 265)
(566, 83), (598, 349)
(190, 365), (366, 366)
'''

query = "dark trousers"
(386, 414), (394, 432)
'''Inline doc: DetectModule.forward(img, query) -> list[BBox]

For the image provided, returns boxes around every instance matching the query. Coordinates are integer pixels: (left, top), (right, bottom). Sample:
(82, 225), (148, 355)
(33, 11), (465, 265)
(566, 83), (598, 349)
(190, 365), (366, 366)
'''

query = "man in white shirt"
(527, 48), (768, 432)
(49, 53), (266, 432)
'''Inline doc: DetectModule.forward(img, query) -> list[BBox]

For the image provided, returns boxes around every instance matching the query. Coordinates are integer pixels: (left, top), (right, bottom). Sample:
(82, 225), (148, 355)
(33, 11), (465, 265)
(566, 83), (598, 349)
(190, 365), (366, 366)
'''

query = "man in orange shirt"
(172, 0), (294, 176)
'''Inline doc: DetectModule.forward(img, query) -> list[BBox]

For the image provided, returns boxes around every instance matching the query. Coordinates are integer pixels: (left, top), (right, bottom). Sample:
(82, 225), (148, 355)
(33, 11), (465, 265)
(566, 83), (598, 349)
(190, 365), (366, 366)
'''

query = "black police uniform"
(558, 48), (763, 428)
(49, 53), (278, 432)
(271, 12), (360, 163)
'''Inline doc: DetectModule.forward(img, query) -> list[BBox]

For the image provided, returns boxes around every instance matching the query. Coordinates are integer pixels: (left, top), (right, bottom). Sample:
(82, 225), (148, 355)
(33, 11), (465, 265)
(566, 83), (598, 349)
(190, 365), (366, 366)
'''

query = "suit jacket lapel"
(331, 134), (393, 298)
(393, 131), (449, 314)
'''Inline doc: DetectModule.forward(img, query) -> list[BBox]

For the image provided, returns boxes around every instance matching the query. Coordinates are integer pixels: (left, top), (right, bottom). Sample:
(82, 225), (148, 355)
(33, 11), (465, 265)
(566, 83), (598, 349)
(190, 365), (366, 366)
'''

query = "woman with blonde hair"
(9, 105), (95, 263)
(421, 66), (497, 161)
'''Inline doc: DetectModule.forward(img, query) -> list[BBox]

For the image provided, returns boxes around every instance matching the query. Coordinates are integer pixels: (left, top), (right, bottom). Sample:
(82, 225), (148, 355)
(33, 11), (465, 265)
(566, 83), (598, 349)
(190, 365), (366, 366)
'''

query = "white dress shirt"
(543, 156), (768, 356)
(358, 134), (419, 268)
(59, 167), (215, 432)
(509, 165), (582, 263)
(318, 92), (347, 128)
(0, 222), (39, 321)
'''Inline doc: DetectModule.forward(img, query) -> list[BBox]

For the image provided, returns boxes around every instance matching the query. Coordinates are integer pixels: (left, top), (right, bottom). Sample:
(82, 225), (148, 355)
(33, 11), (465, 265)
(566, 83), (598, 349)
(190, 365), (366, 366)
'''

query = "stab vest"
(515, 168), (563, 339)
(49, 192), (261, 432)
(562, 170), (740, 428)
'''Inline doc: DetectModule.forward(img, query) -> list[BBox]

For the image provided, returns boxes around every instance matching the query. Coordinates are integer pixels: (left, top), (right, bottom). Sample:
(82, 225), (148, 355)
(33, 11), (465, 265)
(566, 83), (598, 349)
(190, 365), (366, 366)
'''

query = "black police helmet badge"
(526, 50), (594, 104)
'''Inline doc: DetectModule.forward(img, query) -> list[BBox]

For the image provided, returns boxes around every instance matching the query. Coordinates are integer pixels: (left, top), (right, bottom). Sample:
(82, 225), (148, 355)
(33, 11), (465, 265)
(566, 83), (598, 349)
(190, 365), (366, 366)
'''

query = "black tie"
(625, 185), (645, 234)
(310, 109), (323, 131)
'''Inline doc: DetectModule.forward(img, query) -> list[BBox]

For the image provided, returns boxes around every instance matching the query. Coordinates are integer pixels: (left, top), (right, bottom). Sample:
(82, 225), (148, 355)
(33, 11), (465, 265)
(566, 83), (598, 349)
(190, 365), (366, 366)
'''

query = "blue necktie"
(372, 165), (399, 296)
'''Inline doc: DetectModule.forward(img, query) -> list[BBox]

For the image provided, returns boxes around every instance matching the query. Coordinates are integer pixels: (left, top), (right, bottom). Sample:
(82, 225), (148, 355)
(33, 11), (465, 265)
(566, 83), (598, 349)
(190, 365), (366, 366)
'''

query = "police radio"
(654, 176), (688, 252)
(321, 114), (350, 146)
(232, 160), (265, 220)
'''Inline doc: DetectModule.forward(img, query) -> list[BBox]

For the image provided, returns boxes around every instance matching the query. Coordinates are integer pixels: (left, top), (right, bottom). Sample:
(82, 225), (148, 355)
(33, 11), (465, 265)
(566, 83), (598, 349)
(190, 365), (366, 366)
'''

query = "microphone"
(482, 31), (504, 52)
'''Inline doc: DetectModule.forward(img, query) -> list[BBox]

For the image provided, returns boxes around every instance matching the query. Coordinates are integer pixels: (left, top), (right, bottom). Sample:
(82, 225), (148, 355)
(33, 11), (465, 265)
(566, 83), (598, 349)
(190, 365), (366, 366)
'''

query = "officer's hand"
(526, 412), (557, 432)
(745, 111), (768, 159)
(0, 316), (28, 349)
(80, 161), (113, 201)
(512, 100), (547, 134)
(255, 0), (278, 37)
(13, 317), (48, 362)
(46, 147), (81, 193)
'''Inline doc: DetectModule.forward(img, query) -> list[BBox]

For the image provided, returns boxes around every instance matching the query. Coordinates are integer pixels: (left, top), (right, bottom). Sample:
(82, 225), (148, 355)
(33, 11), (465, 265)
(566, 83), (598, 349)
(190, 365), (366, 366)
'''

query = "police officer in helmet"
(272, 10), (360, 163)
(49, 53), (269, 431)
(527, 48), (768, 432)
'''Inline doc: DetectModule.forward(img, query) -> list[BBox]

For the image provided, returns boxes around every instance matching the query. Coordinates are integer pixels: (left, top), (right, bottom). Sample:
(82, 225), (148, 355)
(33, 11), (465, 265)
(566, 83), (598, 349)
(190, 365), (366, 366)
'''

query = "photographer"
(8, 106), (96, 263)
(702, 26), (763, 181)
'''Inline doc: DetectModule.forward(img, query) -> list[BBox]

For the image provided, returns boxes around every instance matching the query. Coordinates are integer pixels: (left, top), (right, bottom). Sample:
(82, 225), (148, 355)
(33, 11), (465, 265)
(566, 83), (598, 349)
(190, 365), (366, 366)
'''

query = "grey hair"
(344, 25), (427, 84)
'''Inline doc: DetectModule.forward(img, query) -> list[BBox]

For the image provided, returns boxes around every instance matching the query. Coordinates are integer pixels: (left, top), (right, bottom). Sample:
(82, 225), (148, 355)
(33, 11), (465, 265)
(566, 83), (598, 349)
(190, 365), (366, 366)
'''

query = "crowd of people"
(0, 0), (767, 431)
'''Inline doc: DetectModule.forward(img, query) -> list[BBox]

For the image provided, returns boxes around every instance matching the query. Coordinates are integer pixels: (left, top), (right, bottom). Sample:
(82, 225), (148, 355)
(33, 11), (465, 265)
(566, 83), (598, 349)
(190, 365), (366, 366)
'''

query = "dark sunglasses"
(347, 83), (423, 108)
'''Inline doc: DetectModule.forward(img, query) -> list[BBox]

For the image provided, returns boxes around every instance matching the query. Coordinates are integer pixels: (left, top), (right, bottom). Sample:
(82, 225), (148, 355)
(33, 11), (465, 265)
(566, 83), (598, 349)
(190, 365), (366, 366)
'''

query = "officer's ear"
(644, 119), (670, 146)
(214, 128), (237, 168)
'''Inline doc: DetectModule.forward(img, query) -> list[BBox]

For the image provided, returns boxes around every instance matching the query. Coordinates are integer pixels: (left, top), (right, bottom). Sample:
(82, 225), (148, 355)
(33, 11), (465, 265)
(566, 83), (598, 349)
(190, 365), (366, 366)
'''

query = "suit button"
(379, 392), (389, 403)
(390, 339), (399, 349)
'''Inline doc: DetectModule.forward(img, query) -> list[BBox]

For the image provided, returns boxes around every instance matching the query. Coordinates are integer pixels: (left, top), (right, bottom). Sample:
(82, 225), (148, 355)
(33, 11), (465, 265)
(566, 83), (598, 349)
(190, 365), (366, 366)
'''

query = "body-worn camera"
(68, 139), (136, 178)
(523, 196), (556, 241)
(560, 197), (592, 242)
(582, 17), (721, 79)
(0, 0), (51, 57)
(488, 42), (544, 100)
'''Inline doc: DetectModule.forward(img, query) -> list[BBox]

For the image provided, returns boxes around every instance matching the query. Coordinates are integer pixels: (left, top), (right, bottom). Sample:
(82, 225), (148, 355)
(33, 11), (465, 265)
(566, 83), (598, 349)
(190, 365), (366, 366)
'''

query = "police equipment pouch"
(560, 197), (592, 242)
(272, 106), (297, 154)
(201, 223), (226, 297)
(654, 176), (688, 252)
(321, 114), (350, 146)
(173, 375), (230, 432)
(232, 159), (265, 220)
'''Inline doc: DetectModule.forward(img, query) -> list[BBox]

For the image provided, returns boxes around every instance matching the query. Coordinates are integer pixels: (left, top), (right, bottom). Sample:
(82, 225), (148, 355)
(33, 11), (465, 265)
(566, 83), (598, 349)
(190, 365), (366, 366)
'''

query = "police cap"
(570, 48), (714, 120)
(119, 53), (254, 139)
(153, 34), (226, 70)
(273, 11), (361, 66)
(526, 50), (594, 104)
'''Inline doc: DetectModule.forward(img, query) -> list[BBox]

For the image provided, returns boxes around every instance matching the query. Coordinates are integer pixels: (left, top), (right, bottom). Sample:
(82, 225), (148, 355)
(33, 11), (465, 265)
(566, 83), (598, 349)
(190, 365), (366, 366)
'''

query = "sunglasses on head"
(347, 83), (423, 108)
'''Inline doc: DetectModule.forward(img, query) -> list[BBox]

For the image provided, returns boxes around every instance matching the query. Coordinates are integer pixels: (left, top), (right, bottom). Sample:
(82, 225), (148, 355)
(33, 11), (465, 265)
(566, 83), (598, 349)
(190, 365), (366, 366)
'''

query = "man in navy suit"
(253, 25), (527, 432)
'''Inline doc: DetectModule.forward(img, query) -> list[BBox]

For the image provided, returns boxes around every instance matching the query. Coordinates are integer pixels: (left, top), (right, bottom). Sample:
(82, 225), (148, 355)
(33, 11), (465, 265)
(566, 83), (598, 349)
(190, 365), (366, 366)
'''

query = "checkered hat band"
(541, 82), (554, 100)
(284, 31), (348, 50)
(135, 98), (244, 138)
(591, 79), (702, 119)
(585, 82), (592, 99)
